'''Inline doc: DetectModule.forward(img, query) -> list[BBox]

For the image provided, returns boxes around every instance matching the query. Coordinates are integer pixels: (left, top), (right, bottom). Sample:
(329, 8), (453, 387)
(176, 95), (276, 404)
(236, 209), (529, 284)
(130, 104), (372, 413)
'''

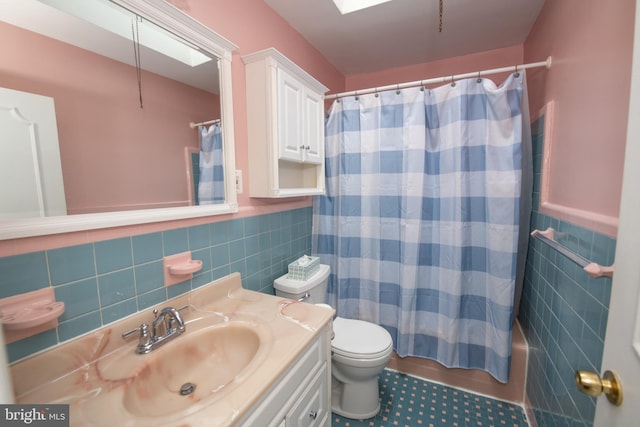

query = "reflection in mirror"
(0, 0), (238, 238)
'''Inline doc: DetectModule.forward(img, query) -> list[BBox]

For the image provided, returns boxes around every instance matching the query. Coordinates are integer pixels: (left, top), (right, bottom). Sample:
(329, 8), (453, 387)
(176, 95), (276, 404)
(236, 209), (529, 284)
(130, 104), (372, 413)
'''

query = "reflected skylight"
(38, 0), (212, 67)
(332, 0), (393, 15)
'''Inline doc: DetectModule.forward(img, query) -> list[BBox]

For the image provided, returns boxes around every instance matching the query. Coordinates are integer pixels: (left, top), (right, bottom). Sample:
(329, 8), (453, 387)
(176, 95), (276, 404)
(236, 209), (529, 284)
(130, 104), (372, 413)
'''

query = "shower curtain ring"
(420, 80), (425, 91)
(450, 75), (456, 87)
(476, 71), (482, 83)
(514, 64), (520, 78)
(354, 90), (359, 101)
(396, 84), (401, 95)
(375, 88), (379, 98)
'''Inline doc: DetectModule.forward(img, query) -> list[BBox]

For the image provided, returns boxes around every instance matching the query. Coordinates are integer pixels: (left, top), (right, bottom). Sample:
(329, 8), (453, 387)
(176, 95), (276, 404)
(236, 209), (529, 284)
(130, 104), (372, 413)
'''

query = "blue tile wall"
(0, 207), (312, 362)
(518, 117), (615, 427)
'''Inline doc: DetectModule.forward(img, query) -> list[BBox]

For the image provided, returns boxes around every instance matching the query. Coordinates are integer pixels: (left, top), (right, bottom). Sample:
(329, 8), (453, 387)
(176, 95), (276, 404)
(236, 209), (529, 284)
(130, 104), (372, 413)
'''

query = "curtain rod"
(189, 118), (220, 128)
(325, 56), (552, 100)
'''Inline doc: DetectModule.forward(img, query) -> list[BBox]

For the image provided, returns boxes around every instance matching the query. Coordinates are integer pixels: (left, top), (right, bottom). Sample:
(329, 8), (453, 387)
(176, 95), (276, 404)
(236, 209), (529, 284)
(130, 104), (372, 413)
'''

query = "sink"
(122, 322), (262, 418)
(11, 273), (333, 427)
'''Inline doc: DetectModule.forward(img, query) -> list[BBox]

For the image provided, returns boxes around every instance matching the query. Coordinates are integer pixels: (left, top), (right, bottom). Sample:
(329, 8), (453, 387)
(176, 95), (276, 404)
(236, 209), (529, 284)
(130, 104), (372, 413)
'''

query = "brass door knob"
(575, 370), (623, 406)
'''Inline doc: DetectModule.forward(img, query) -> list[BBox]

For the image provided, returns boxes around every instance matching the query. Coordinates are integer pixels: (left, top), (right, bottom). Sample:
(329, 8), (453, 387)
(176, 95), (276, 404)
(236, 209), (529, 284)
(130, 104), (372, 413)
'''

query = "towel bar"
(530, 228), (614, 279)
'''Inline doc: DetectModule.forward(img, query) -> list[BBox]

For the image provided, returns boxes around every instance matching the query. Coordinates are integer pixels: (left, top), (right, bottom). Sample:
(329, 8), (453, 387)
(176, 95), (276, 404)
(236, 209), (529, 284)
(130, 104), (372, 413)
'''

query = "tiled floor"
(332, 369), (530, 427)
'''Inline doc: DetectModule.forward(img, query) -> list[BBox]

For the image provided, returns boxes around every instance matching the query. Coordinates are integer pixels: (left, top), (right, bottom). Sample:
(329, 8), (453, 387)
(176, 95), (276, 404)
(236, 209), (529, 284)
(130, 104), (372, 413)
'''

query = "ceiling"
(264, 0), (546, 75)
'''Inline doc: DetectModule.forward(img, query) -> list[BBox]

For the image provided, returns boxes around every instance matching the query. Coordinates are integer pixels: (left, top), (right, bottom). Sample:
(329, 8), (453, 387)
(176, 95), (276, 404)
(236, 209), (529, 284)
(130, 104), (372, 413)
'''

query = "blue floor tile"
(332, 369), (529, 427)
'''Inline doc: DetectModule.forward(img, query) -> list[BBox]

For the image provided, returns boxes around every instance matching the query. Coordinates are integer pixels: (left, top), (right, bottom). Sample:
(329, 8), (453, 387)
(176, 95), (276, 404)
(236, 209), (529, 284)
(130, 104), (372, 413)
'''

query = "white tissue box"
(287, 256), (320, 281)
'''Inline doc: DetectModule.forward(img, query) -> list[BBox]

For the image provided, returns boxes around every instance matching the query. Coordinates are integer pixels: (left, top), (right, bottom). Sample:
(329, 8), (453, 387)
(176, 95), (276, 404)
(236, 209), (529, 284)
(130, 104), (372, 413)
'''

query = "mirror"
(0, 0), (238, 239)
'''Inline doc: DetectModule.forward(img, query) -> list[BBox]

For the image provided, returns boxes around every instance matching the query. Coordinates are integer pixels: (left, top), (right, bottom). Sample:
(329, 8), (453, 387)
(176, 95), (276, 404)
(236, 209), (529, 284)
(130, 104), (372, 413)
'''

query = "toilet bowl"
(330, 316), (393, 418)
(274, 264), (393, 419)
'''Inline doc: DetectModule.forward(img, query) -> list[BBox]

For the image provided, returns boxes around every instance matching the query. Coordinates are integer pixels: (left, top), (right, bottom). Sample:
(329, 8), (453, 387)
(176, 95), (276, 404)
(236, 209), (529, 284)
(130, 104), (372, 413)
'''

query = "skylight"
(332, 0), (393, 15)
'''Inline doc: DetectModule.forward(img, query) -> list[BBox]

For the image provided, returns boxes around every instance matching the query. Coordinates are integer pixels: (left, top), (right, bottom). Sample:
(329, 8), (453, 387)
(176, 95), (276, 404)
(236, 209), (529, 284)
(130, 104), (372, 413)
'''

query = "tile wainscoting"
(0, 207), (312, 362)
(518, 117), (615, 427)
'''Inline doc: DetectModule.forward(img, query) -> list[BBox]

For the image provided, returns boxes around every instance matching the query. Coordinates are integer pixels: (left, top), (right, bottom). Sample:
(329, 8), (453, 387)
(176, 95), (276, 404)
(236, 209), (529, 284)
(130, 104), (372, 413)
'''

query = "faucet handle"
(122, 323), (149, 341)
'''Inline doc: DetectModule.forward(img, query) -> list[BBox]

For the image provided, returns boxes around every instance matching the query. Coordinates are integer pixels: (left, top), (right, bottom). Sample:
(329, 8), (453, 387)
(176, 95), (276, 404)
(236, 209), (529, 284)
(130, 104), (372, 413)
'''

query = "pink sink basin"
(122, 322), (262, 418)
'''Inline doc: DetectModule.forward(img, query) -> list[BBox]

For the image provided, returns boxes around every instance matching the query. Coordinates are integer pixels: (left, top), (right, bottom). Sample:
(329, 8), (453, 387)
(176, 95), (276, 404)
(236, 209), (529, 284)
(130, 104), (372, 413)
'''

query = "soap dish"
(0, 287), (65, 344)
(164, 251), (203, 287)
(2, 301), (65, 330)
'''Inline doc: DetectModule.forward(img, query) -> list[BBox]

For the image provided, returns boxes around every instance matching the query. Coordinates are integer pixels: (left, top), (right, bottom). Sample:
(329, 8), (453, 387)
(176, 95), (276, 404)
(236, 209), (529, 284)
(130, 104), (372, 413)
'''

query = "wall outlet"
(235, 170), (243, 194)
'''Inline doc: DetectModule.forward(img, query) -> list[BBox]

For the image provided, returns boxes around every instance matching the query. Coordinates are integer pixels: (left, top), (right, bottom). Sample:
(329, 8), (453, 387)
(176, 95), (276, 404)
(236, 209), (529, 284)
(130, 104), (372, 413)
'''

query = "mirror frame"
(0, 0), (238, 240)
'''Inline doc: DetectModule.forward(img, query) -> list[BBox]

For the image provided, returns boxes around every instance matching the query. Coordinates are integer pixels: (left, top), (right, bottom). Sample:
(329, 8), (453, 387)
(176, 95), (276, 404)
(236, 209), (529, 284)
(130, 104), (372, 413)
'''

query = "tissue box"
(287, 256), (320, 281)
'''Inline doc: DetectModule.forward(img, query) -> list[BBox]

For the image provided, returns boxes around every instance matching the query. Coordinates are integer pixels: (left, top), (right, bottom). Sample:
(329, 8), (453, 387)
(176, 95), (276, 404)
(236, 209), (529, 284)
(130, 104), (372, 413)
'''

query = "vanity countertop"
(9, 273), (334, 426)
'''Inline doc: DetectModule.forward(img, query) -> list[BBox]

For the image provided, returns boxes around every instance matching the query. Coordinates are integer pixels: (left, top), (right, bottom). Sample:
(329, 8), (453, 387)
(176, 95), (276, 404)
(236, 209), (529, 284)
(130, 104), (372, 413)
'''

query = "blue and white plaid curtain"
(197, 123), (224, 204)
(313, 73), (528, 382)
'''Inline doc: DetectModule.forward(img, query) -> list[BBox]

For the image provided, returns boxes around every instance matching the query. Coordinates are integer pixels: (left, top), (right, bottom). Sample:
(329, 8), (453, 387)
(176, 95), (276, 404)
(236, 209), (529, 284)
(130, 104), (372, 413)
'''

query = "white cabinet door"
(286, 365), (328, 427)
(302, 88), (324, 165)
(277, 67), (324, 165)
(278, 67), (304, 162)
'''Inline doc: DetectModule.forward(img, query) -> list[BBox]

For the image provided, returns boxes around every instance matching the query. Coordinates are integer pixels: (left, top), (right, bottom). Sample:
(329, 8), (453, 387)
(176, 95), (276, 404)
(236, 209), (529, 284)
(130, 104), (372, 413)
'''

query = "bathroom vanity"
(8, 273), (333, 426)
(237, 324), (329, 426)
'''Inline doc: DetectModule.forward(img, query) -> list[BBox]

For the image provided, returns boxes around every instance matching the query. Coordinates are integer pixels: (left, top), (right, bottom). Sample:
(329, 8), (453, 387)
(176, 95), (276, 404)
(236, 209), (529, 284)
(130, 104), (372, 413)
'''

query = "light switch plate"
(235, 170), (243, 194)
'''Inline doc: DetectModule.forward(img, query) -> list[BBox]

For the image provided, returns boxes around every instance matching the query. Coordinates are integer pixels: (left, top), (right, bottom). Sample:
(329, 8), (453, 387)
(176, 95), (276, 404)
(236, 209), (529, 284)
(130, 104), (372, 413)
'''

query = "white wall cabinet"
(243, 48), (328, 198)
(238, 324), (332, 427)
(277, 67), (324, 165)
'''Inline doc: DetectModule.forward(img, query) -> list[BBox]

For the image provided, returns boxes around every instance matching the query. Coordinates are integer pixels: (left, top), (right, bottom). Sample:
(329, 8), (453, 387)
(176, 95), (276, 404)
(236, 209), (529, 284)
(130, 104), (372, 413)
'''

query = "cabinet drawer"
(286, 363), (328, 427)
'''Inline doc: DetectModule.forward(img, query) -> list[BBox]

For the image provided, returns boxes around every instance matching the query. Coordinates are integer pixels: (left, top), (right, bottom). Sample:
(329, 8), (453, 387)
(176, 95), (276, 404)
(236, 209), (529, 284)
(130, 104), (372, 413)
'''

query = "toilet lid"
(332, 317), (393, 359)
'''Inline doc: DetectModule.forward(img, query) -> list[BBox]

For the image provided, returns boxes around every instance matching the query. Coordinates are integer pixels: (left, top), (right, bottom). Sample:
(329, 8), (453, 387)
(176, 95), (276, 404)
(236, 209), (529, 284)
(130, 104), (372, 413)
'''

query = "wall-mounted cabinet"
(243, 48), (328, 198)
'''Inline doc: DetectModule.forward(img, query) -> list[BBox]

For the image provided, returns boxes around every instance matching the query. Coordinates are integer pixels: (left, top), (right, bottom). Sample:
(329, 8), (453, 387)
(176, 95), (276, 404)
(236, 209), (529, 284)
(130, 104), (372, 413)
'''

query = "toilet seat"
(332, 317), (393, 359)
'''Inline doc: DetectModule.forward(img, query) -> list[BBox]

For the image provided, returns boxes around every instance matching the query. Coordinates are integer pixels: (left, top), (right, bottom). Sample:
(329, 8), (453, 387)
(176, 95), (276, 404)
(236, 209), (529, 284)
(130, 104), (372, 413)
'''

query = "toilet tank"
(274, 264), (330, 304)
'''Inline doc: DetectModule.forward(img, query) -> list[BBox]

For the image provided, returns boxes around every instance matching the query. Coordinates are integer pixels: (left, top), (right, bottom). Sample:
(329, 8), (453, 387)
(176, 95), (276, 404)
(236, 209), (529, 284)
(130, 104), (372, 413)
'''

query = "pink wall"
(8, 0), (628, 254)
(0, 0), (345, 256)
(524, 0), (635, 236)
(169, 0), (345, 213)
(1, 22), (220, 215)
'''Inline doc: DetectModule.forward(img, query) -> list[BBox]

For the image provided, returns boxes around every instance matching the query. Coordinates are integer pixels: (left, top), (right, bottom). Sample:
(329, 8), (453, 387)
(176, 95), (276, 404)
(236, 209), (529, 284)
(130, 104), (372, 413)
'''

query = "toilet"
(274, 264), (393, 419)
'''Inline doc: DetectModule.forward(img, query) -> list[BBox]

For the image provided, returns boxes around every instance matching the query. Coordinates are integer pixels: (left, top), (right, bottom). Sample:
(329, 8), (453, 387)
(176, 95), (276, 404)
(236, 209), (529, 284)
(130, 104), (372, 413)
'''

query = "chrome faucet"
(122, 306), (187, 354)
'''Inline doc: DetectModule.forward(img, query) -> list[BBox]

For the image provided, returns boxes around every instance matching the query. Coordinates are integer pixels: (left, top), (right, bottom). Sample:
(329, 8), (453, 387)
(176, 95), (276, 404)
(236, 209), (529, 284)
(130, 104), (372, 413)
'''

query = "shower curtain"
(312, 72), (532, 383)
(197, 123), (224, 204)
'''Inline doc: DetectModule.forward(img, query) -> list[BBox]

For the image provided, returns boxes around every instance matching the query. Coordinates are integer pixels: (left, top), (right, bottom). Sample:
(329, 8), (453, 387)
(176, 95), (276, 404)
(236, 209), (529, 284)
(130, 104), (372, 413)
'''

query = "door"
(277, 67), (304, 162)
(302, 88), (323, 165)
(0, 87), (66, 218)
(593, 0), (640, 424)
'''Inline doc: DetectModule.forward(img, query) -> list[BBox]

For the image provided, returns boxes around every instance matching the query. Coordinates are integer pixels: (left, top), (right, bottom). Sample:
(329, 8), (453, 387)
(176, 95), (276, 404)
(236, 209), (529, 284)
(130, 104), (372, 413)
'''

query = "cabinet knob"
(300, 145), (305, 149)
(309, 410), (317, 420)
(305, 145), (310, 150)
